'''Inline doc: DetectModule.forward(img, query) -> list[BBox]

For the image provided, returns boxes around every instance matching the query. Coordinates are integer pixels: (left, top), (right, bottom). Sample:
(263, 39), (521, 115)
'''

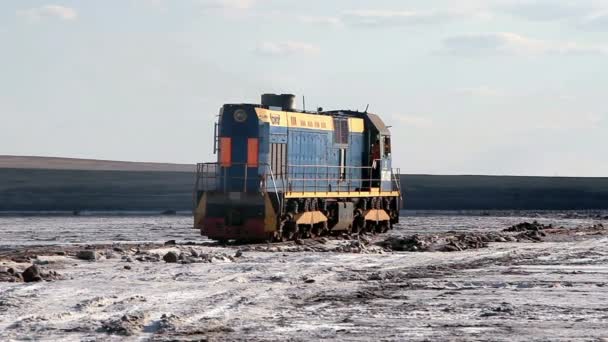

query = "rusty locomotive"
(194, 94), (402, 241)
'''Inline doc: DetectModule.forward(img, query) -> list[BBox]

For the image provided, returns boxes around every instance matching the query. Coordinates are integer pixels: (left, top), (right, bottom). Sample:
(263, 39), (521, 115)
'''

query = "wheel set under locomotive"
(277, 196), (400, 242)
(193, 93), (402, 242)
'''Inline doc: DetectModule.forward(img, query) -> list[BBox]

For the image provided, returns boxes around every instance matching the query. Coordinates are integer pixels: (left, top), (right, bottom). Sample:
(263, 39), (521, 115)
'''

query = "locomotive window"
(383, 136), (391, 157)
(333, 118), (349, 145)
(321, 122), (326, 129)
(290, 116), (297, 126)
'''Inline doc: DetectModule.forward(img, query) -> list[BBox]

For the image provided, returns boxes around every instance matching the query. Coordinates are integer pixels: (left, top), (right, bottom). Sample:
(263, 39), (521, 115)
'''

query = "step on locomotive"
(194, 94), (402, 242)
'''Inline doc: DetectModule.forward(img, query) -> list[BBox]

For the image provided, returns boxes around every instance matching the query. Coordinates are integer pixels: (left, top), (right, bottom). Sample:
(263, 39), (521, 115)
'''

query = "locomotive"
(194, 94), (402, 241)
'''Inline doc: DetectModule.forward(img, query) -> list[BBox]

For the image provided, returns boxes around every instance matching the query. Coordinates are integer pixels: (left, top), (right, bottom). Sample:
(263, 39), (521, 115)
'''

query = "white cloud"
(496, 0), (594, 21)
(441, 32), (608, 56)
(133, 0), (165, 8)
(342, 9), (455, 27)
(17, 5), (78, 22)
(298, 16), (343, 28)
(494, 0), (608, 31)
(579, 12), (608, 31)
(254, 41), (320, 57)
(586, 112), (604, 126)
(199, 0), (256, 10)
(297, 7), (492, 29)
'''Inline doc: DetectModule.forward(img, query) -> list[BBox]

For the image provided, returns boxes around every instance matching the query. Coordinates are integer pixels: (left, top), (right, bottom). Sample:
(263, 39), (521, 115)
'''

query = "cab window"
(383, 136), (391, 157)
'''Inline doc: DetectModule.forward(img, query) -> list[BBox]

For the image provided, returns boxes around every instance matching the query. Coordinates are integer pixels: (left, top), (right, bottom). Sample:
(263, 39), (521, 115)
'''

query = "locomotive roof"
(224, 103), (391, 135)
(225, 103), (371, 118)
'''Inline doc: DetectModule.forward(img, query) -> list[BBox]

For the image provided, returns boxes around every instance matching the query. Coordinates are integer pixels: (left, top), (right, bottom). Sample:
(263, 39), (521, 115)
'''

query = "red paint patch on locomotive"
(202, 218), (266, 240)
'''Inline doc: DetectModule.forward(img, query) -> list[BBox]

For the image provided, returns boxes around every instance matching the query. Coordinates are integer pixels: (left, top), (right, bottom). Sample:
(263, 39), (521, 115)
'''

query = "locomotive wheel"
(352, 216), (364, 234)
(296, 224), (306, 239)
(310, 224), (321, 238)
(282, 221), (297, 241)
(364, 222), (375, 234)
(276, 221), (286, 242)
(378, 222), (389, 234)
(322, 221), (329, 234)
(374, 223), (382, 234)
(284, 230), (295, 241)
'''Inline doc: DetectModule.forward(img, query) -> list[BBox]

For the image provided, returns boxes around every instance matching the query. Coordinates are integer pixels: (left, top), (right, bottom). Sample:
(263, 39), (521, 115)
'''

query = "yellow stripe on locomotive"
(255, 108), (365, 133)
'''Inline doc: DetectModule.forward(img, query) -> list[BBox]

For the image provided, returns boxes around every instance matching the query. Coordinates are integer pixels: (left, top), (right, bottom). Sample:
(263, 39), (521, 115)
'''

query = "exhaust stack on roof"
(261, 93), (296, 111)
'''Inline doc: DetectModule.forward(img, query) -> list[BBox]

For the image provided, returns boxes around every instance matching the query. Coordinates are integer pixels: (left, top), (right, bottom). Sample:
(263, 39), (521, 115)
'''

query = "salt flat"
(1, 215), (607, 341)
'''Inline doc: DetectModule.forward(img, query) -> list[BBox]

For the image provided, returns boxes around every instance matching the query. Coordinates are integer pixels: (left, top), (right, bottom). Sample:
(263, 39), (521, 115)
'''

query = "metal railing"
(194, 162), (401, 196)
(283, 162), (400, 194)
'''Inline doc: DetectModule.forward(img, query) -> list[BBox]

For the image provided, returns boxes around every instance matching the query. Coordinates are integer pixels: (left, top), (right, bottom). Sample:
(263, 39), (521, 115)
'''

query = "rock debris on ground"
(2, 216), (608, 341)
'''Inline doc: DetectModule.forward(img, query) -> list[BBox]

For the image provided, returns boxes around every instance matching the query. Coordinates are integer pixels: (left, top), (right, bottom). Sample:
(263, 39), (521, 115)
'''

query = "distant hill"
(0, 156), (194, 172)
(0, 168), (194, 212)
(403, 174), (608, 210)
(0, 156), (607, 212)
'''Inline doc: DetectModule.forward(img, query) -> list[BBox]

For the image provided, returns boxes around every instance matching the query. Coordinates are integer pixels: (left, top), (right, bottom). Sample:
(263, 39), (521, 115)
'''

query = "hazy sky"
(1, 0), (607, 176)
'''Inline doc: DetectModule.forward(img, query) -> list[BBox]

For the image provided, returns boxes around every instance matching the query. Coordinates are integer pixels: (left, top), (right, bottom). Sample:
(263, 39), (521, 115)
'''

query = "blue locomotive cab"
(216, 105), (261, 193)
(193, 104), (269, 241)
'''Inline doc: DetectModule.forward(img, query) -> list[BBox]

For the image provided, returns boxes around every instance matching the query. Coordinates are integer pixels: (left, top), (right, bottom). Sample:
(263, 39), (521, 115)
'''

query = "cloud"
(579, 12), (608, 31)
(341, 9), (455, 27)
(199, 0), (256, 10)
(495, 0), (608, 31)
(586, 112), (604, 126)
(442, 32), (546, 55)
(133, 0), (165, 8)
(17, 5), (78, 21)
(298, 16), (343, 28)
(254, 41), (320, 57)
(496, 0), (593, 22)
(440, 32), (608, 56)
(297, 7), (491, 29)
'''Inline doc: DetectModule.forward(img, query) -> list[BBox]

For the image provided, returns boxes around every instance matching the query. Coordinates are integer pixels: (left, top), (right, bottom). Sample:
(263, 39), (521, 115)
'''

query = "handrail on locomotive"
(195, 161), (401, 197)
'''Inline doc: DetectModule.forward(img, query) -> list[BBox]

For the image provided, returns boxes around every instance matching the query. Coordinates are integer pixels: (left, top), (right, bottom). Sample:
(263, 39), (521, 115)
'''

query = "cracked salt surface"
(1, 214), (608, 341)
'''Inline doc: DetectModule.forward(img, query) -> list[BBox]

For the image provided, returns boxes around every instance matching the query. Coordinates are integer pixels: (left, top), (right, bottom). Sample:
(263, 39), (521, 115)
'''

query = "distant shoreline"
(0, 210), (193, 217)
(0, 155), (194, 172)
(1, 156), (608, 211)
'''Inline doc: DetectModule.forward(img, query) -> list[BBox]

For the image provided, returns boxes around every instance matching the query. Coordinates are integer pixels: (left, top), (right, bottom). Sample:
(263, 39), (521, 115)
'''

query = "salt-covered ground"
(1, 214), (608, 341)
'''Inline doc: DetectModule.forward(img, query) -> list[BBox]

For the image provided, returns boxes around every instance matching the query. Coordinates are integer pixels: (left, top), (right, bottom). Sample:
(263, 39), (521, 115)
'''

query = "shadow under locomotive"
(193, 94), (402, 242)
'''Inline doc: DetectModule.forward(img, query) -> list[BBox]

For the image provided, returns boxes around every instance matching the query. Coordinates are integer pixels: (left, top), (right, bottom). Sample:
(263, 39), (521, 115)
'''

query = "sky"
(1, 0), (607, 176)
